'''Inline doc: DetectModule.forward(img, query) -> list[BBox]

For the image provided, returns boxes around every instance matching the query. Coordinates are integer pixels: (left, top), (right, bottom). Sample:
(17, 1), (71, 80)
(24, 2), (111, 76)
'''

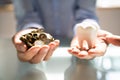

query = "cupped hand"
(12, 29), (60, 64)
(68, 34), (108, 60)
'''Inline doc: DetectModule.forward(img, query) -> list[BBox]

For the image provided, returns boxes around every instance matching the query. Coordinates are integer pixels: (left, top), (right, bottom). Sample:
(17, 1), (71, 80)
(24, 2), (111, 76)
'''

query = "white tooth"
(75, 22), (99, 49)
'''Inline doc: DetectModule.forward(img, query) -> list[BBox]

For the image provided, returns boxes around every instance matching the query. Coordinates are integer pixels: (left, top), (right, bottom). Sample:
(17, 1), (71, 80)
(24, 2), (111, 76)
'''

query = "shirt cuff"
(22, 23), (44, 30)
(74, 19), (100, 35)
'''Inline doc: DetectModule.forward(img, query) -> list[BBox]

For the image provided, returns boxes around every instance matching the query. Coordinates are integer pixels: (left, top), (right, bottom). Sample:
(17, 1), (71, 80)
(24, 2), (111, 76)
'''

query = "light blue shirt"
(12, 0), (99, 39)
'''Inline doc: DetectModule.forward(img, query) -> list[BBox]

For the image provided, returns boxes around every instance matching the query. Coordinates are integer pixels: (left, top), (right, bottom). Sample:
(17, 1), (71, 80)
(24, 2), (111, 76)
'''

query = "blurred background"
(0, 0), (120, 80)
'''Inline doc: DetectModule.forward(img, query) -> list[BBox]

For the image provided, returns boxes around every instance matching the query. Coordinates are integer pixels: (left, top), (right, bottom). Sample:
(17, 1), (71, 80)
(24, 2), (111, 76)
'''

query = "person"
(105, 34), (120, 46)
(12, 0), (120, 64)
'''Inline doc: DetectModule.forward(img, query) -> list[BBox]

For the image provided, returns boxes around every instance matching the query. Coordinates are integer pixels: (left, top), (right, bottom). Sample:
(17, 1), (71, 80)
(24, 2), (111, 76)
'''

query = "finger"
(68, 47), (74, 53)
(70, 50), (94, 60)
(18, 46), (40, 62)
(78, 55), (95, 60)
(88, 44), (106, 57)
(78, 51), (88, 57)
(68, 47), (88, 58)
(53, 39), (60, 47)
(29, 45), (49, 64)
(12, 33), (27, 52)
(43, 43), (56, 61)
(16, 44), (27, 53)
(12, 29), (37, 52)
(77, 50), (95, 59)
(68, 47), (94, 60)
(44, 40), (60, 61)
(70, 37), (79, 47)
(12, 29), (35, 44)
(68, 47), (80, 54)
(106, 35), (120, 46)
(97, 30), (112, 37)
(68, 47), (81, 59)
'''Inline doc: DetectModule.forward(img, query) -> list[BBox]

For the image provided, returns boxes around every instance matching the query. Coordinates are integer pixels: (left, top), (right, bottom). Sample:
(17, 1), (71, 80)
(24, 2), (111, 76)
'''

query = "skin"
(68, 30), (120, 60)
(12, 29), (120, 63)
(97, 30), (120, 46)
(12, 29), (60, 64)
(106, 35), (120, 46)
(68, 35), (108, 60)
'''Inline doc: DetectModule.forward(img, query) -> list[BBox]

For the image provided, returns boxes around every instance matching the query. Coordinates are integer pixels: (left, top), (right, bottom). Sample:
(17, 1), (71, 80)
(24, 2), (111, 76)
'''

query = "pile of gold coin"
(20, 29), (54, 49)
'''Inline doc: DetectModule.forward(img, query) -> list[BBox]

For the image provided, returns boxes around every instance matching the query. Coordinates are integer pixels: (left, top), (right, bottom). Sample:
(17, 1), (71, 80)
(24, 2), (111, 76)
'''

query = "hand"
(97, 30), (120, 46)
(68, 31), (108, 60)
(106, 35), (120, 46)
(12, 29), (60, 64)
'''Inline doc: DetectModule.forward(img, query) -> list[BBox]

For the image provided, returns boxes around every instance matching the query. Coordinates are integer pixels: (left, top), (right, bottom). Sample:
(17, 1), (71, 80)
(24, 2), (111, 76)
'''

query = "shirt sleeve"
(74, 0), (99, 23)
(73, 0), (100, 34)
(12, 0), (43, 31)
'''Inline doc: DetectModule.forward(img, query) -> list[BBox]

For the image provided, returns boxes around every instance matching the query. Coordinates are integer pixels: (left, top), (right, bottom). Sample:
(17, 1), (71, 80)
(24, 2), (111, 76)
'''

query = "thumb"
(106, 35), (120, 46)
(12, 33), (27, 52)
